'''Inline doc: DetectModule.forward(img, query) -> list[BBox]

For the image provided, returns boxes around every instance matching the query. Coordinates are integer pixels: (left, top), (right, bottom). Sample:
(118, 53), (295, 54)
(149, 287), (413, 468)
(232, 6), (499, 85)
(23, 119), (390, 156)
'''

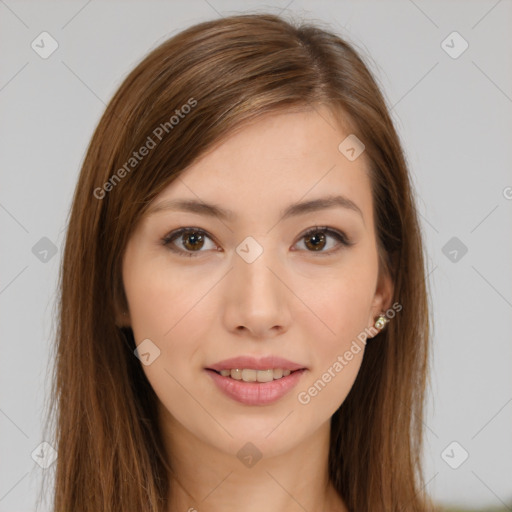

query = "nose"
(221, 246), (292, 339)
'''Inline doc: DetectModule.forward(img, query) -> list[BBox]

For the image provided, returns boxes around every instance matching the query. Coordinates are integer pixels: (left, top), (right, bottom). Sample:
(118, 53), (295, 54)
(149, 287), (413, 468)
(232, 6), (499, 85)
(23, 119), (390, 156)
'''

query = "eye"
(161, 226), (352, 258)
(162, 227), (218, 258)
(293, 226), (352, 255)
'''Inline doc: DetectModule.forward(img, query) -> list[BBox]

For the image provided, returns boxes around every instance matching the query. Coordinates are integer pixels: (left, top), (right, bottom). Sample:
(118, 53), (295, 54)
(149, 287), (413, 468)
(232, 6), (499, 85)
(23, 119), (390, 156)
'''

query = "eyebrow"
(146, 194), (364, 223)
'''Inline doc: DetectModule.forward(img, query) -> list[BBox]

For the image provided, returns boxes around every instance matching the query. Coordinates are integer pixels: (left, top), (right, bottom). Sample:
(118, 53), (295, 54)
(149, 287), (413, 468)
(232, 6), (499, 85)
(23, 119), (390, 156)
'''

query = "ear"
(367, 263), (394, 338)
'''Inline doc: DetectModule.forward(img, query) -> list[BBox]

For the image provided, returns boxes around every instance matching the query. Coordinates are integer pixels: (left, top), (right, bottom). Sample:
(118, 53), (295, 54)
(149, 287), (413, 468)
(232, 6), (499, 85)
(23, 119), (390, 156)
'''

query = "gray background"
(1, 1), (511, 510)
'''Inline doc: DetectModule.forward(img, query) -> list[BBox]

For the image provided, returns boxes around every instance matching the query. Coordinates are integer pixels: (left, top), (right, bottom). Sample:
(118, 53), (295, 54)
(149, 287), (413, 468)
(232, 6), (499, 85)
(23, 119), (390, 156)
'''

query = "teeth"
(217, 368), (296, 382)
(242, 369), (257, 382)
(273, 368), (283, 379)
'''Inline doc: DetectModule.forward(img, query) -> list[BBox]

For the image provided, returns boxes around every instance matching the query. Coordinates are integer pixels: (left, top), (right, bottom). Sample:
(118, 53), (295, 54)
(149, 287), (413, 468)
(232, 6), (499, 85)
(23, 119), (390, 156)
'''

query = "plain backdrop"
(1, 1), (511, 510)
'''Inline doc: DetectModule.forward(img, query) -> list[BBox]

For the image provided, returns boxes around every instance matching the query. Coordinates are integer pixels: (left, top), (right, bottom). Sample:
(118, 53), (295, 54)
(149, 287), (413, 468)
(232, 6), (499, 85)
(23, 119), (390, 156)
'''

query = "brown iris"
(182, 231), (205, 251)
(304, 231), (326, 251)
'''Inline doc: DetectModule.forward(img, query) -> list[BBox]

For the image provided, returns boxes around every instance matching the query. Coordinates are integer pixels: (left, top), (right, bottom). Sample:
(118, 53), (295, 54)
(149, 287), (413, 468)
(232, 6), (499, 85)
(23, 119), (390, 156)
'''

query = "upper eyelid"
(163, 226), (351, 249)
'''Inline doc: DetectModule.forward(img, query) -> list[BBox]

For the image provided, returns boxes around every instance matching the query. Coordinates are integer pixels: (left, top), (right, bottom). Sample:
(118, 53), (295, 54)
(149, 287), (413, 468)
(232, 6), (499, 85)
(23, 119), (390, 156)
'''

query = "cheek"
(122, 237), (377, 429)
(123, 248), (210, 341)
(123, 259), (214, 422)
(295, 276), (369, 414)
(296, 349), (363, 423)
(297, 259), (377, 349)
(292, 254), (376, 410)
(124, 269), (176, 341)
(123, 253), (219, 399)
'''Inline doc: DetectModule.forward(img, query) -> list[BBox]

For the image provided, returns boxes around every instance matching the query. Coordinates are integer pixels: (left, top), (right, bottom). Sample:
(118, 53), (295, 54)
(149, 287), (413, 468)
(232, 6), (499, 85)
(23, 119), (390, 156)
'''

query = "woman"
(43, 12), (436, 512)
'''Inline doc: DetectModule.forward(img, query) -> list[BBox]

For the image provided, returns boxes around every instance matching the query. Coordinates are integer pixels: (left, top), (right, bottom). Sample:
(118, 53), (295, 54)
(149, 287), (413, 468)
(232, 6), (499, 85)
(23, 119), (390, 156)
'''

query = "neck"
(158, 405), (348, 512)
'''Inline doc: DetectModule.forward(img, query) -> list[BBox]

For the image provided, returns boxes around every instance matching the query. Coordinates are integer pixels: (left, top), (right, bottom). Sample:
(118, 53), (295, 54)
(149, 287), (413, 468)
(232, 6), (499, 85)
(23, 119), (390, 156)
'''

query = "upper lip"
(206, 355), (307, 372)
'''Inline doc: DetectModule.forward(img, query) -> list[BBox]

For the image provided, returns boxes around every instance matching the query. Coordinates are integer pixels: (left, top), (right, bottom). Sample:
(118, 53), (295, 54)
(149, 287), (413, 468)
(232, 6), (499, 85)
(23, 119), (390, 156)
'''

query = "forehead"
(148, 107), (373, 226)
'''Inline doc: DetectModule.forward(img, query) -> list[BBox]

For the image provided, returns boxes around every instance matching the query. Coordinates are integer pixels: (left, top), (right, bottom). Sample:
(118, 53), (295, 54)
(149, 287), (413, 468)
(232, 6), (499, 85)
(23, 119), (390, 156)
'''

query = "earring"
(374, 314), (389, 330)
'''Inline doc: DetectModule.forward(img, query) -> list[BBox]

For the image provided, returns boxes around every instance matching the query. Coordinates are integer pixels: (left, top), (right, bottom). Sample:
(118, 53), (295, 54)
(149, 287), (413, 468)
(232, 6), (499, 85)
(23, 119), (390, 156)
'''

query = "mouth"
(204, 367), (307, 406)
(206, 367), (304, 382)
(204, 355), (307, 405)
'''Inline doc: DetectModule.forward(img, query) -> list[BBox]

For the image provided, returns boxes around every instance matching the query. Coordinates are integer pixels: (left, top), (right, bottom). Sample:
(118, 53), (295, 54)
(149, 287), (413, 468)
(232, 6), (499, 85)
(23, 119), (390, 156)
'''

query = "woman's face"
(121, 106), (392, 458)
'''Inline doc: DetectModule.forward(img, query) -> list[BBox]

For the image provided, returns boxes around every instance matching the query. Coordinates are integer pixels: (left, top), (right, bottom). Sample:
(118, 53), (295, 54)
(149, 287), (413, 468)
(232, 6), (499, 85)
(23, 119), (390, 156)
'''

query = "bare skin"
(119, 106), (393, 512)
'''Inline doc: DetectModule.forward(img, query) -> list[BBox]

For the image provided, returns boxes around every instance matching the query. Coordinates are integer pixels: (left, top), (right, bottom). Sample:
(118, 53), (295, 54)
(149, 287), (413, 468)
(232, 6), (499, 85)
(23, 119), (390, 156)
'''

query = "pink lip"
(206, 355), (307, 372)
(205, 368), (307, 406)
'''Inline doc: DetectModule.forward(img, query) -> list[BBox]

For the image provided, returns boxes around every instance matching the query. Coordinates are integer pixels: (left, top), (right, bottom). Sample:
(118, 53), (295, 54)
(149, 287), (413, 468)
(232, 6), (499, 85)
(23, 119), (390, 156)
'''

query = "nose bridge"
(222, 236), (290, 334)
(234, 239), (283, 304)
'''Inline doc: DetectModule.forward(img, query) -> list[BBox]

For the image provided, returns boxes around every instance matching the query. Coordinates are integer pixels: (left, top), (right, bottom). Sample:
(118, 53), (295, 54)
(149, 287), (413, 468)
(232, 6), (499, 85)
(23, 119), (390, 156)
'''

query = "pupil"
(306, 232), (325, 251)
(184, 232), (203, 250)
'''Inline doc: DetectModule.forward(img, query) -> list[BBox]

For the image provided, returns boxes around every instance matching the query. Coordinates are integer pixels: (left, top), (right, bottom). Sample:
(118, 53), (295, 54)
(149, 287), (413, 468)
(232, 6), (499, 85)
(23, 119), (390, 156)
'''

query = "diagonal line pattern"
(61, 0), (93, 29)
(408, 0), (439, 28)
(399, 472), (439, 512)
(265, 410), (294, 438)
(61, 60), (106, 105)
(418, 211), (439, 234)
(0, 202), (29, 233)
(0, 62), (29, 92)
(201, 0), (223, 18)
(265, 470), (310, 512)
(201, 470), (233, 502)
(168, 465), (198, 505)
(472, 0), (503, 29)
(391, 62), (439, 111)
(0, 408), (29, 438)
(471, 470), (512, 510)
(471, 397), (512, 439)
(427, 265), (438, 279)
(0, 471), (29, 502)
(471, 265), (512, 308)
(399, 398), (439, 439)
(305, 100), (337, 132)
(472, 60), (512, 104)
(0, 265), (29, 295)
(0, 0), (29, 28)
(277, 0), (297, 17)
(470, 204), (499, 233)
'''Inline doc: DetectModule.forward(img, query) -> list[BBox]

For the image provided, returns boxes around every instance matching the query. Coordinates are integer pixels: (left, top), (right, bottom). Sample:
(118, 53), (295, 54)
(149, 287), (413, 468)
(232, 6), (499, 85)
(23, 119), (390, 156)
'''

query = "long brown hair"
(42, 13), (436, 512)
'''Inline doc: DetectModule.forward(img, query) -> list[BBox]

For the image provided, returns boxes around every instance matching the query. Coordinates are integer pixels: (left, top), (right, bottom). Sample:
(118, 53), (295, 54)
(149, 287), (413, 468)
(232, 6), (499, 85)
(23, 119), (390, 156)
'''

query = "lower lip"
(205, 369), (306, 406)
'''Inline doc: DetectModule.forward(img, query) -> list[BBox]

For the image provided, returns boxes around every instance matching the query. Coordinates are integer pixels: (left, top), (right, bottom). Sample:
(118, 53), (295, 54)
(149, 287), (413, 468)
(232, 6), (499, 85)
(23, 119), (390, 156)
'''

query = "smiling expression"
(121, 105), (392, 456)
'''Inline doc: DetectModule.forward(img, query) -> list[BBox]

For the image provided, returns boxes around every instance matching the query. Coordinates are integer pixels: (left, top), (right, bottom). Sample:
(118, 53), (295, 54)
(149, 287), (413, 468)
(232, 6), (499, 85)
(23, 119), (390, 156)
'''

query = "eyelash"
(161, 226), (353, 258)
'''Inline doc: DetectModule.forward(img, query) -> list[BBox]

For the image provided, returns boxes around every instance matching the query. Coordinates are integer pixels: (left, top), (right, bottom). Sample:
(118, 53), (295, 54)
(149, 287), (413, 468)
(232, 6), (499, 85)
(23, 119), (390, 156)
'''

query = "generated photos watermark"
(93, 97), (197, 199)
(297, 301), (402, 405)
